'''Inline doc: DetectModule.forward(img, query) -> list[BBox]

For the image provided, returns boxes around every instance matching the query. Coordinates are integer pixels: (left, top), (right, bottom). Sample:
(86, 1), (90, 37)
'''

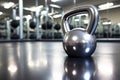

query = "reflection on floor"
(0, 42), (120, 80)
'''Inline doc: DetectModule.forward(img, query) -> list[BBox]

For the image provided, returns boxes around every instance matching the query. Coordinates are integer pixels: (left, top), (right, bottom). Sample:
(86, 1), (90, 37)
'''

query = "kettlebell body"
(62, 5), (99, 57)
(63, 29), (96, 57)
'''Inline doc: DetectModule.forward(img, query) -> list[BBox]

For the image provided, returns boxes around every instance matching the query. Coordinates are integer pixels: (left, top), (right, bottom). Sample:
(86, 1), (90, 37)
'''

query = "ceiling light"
(16, 16), (20, 20)
(98, 2), (114, 9)
(30, 5), (43, 12)
(0, 12), (3, 15)
(83, 20), (89, 24)
(2, 2), (15, 9)
(53, 14), (62, 18)
(24, 15), (32, 20)
(24, 5), (43, 12)
(51, 0), (61, 2)
(48, 13), (54, 16)
(102, 21), (112, 25)
(41, 10), (47, 15)
(99, 4), (120, 11)
(76, 14), (88, 17)
(50, 4), (61, 8)
(74, 19), (79, 22)
(118, 23), (120, 26)
(30, 7), (37, 12)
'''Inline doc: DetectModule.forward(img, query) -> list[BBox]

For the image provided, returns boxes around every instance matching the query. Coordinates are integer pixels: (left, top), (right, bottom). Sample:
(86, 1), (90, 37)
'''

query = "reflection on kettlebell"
(69, 24), (74, 30)
(63, 57), (95, 80)
(62, 5), (99, 57)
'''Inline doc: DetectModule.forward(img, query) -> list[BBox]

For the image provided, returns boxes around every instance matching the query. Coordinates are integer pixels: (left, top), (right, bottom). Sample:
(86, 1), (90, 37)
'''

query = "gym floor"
(0, 41), (120, 80)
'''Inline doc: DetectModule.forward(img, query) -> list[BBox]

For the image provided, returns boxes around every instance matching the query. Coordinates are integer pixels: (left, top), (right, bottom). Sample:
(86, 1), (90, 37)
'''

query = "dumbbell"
(41, 32), (46, 39)
(42, 21), (53, 30)
(54, 23), (61, 31)
(29, 33), (36, 39)
(47, 33), (53, 39)
(54, 32), (62, 39)
(10, 20), (19, 29)
(11, 33), (20, 39)
(41, 33), (53, 39)
(62, 5), (99, 57)
(30, 21), (36, 29)
(10, 19), (19, 39)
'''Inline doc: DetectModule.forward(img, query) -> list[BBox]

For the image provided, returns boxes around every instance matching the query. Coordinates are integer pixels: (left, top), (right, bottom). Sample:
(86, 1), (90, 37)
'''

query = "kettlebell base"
(63, 29), (96, 58)
(64, 47), (95, 58)
(67, 54), (93, 58)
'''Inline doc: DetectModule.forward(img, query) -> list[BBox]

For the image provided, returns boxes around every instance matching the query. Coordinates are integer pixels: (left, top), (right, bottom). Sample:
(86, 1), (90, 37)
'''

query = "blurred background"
(0, 0), (119, 40)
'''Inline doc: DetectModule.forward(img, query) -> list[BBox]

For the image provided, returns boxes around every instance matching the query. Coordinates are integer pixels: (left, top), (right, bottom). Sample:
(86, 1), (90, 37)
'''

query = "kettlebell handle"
(62, 5), (99, 35)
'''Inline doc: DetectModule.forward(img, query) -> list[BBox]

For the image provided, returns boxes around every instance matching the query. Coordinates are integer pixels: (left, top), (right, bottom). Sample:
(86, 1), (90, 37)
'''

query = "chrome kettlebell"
(62, 5), (99, 57)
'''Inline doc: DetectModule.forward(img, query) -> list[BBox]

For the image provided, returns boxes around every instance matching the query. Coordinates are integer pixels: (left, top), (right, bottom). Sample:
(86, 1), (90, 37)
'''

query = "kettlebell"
(62, 5), (99, 57)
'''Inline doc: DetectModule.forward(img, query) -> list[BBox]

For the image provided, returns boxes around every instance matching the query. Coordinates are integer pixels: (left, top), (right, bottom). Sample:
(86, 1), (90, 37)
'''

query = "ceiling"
(0, 0), (119, 23)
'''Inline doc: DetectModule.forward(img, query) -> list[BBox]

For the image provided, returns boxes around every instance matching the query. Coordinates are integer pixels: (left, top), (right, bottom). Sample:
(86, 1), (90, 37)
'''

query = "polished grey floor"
(0, 42), (120, 80)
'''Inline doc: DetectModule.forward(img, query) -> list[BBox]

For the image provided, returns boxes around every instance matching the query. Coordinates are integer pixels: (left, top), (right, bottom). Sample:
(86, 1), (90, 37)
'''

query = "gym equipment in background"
(41, 10), (54, 39)
(30, 21), (36, 29)
(54, 23), (62, 39)
(42, 21), (53, 30)
(10, 7), (20, 39)
(62, 5), (99, 57)
(29, 12), (37, 39)
(41, 16), (53, 39)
